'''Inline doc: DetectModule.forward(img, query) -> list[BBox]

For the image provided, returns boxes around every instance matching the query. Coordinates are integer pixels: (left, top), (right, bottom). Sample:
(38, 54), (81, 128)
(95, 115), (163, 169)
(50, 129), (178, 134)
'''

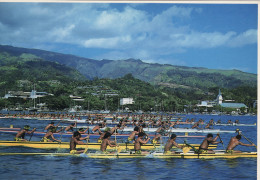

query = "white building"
(120, 98), (134, 105)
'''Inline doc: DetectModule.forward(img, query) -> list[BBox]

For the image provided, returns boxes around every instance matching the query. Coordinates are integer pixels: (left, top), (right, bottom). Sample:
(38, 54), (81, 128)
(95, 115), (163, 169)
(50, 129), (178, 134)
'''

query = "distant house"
(120, 98), (134, 105)
(4, 90), (52, 99)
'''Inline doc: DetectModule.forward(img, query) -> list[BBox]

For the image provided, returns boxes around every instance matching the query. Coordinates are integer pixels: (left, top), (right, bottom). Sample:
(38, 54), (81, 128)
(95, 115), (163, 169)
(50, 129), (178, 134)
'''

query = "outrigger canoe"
(61, 126), (239, 134)
(0, 151), (256, 159)
(213, 123), (256, 127)
(0, 129), (206, 138)
(0, 141), (217, 150)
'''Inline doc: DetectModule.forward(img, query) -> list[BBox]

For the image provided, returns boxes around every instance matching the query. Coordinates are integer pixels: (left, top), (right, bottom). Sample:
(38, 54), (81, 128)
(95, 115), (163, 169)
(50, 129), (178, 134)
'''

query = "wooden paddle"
(29, 128), (36, 141)
(240, 132), (257, 149)
(184, 140), (199, 154)
(182, 147), (192, 154)
(217, 133), (225, 150)
(84, 138), (89, 153)
(84, 126), (90, 153)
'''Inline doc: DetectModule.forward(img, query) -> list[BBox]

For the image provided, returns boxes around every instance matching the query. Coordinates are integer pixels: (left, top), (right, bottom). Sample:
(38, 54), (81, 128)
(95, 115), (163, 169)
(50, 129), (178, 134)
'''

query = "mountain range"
(0, 45), (257, 92)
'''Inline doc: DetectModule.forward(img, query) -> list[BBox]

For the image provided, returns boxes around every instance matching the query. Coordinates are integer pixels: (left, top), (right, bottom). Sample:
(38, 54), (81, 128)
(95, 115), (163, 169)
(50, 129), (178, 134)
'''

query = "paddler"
(64, 122), (77, 134)
(44, 121), (60, 132)
(110, 125), (121, 135)
(134, 132), (150, 154)
(98, 127), (111, 143)
(127, 126), (139, 143)
(226, 135), (255, 153)
(205, 120), (214, 129)
(92, 123), (104, 135)
(41, 127), (62, 142)
(164, 134), (183, 154)
(78, 127), (89, 134)
(14, 125), (36, 141)
(152, 128), (168, 145)
(100, 132), (117, 153)
(235, 119), (240, 124)
(191, 121), (200, 129)
(70, 131), (88, 154)
(198, 133), (222, 154)
(227, 120), (233, 124)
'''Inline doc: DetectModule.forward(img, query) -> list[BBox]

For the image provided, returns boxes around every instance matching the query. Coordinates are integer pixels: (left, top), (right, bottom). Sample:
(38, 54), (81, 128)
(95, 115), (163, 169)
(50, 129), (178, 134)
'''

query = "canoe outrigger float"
(0, 141), (217, 150)
(0, 151), (256, 159)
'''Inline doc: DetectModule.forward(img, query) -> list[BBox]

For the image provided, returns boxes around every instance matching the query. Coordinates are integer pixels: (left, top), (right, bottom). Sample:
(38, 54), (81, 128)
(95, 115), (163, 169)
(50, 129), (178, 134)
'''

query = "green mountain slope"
(0, 45), (256, 92)
(0, 51), (86, 90)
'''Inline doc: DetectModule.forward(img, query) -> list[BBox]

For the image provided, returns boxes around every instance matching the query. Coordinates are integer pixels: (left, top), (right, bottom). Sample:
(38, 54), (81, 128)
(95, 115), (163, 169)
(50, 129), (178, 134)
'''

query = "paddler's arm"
(239, 142), (256, 147)
(80, 135), (90, 141)
(108, 140), (116, 147)
(173, 141), (183, 149)
(56, 128), (63, 133)
(156, 127), (161, 133)
(28, 128), (36, 134)
(51, 134), (61, 142)
(139, 137), (150, 144)
(213, 135), (219, 141)
(83, 127), (89, 133)
(98, 128), (103, 135)
(74, 139), (87, 145)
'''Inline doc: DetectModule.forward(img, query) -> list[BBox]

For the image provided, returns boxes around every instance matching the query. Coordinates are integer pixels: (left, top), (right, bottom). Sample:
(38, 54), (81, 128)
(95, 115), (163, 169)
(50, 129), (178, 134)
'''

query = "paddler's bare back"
(70, 137), (77, 150)
(200, 139), (211, 149)
(226, 137), (240, 150)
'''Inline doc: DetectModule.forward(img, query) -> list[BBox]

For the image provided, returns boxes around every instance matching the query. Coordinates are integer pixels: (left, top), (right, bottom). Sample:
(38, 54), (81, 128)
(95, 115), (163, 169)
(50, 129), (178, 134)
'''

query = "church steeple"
(217, 89), (223, 104)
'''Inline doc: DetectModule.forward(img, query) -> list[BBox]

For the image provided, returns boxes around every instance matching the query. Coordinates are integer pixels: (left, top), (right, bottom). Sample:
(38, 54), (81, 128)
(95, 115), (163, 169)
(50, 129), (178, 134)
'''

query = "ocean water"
(0, 114), (257, 180)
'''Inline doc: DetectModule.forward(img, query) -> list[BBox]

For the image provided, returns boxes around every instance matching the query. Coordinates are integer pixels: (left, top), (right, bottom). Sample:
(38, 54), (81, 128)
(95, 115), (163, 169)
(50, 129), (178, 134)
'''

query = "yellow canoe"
(0, 140), (217, 150)
(0, 152), (256, 159)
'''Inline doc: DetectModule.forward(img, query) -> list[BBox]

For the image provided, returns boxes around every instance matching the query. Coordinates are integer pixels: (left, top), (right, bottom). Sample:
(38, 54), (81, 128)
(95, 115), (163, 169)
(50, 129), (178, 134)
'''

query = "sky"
(0, 2), (258, 74)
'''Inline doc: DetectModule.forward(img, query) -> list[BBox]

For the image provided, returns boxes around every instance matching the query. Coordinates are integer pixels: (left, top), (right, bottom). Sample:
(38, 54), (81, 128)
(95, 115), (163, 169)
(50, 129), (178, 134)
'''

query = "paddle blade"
(84, 146), (88, 153)
(182, 147), (191, 154)
(117, 146), (122, 154)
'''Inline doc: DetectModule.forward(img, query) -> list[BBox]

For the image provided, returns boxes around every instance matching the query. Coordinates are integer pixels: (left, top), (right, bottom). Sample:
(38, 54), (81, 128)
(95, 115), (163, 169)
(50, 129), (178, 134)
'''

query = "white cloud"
(0, 3), (257, 64)
(83, 35), (132, 48)
(227, 29), (257, 47)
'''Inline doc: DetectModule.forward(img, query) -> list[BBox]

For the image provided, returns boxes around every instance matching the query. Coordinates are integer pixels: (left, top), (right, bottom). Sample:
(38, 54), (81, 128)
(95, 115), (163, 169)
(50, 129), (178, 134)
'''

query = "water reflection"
(225, 159), (239, 168)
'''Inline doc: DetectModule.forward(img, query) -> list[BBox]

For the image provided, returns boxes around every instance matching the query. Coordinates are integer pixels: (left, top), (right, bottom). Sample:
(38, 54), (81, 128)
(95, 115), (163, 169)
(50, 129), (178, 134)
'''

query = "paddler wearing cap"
(164, 134), (183, 154)
(14, 125), (36, 141)
(41, 127), (63, 142)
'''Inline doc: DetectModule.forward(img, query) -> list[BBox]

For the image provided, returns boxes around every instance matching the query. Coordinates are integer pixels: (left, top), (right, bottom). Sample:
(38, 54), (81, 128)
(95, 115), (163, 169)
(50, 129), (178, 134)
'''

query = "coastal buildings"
(196, 89), (248, 113)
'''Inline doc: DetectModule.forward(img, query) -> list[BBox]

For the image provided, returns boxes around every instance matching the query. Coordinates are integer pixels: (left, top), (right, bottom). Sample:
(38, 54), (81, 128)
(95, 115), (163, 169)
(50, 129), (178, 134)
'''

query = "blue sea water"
(0, 114), (257, 180)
